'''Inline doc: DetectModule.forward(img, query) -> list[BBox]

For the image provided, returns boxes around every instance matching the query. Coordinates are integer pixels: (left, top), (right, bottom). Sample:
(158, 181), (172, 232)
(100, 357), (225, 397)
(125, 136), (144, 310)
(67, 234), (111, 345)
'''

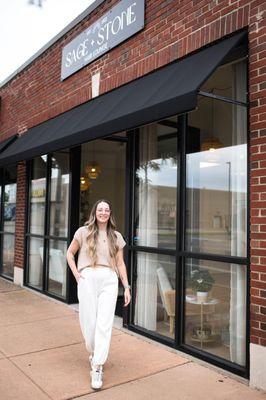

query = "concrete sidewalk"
(0, 277), (265, 400)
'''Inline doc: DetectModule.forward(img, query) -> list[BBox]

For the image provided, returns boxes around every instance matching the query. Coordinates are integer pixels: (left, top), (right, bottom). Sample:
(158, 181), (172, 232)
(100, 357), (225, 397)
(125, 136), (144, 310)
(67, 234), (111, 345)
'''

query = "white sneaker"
(90, 366), (103, 390)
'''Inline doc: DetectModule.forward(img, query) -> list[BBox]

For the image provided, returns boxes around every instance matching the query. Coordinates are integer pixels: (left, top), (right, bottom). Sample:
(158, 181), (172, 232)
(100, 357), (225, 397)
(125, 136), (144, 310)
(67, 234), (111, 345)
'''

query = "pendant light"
(85, 141), (101, 179)
(201, 137), (223, 152)
(201, 91), (223, 152)
(85, 164), (101, 179)
(80, 176), (90, 191)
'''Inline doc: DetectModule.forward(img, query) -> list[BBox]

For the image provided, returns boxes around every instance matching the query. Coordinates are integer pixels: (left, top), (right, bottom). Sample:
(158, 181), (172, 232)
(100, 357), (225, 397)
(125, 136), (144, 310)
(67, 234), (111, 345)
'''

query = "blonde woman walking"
(66, 199), (131, 390)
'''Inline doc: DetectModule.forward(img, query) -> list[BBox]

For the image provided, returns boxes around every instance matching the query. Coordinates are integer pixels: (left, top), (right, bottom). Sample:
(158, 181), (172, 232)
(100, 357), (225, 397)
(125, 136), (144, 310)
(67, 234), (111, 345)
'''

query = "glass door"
(80, 134), (127, 316)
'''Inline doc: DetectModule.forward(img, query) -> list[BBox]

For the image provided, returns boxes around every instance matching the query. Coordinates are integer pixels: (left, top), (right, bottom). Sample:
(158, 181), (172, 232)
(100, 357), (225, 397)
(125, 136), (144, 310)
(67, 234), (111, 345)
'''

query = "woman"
(66, 199), (131, 390)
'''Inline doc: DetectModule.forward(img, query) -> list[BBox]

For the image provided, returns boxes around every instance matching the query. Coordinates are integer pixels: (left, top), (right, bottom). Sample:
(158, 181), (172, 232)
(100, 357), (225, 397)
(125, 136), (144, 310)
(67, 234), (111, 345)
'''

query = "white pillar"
(14, 266), (24, 286)
(250, 343), (266, 391)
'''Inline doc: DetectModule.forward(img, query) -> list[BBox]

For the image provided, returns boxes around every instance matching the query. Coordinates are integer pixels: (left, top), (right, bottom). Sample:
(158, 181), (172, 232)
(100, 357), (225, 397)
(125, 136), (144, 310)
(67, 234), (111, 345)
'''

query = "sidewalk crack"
(8, 341), (85, 359)
(7, 357), (54, 400)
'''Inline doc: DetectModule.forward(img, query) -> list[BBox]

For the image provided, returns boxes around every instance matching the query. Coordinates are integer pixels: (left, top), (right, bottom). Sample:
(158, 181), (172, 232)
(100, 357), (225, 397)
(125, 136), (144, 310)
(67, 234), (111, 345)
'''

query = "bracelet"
(124, 285), (131, 290)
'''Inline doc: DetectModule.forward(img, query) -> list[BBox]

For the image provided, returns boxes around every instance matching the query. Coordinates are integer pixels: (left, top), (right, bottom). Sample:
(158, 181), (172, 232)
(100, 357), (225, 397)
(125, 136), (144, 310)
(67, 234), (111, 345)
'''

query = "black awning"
(0, 31), (246, 166)
(0, 134), (18, 154)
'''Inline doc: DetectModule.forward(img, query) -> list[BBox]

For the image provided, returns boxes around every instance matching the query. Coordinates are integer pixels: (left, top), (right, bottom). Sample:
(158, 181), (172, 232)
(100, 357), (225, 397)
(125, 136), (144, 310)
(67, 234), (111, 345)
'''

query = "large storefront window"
(27, 151), (70, 299)
(183, 59), (248, 368)
(0, 166), (17, 279)
(130, 59), (248, 374)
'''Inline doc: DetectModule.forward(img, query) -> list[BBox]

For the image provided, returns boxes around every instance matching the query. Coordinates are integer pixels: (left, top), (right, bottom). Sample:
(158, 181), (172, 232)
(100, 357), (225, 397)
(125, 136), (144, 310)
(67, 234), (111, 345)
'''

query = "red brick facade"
(248, 2), (266, 348)
(14, 162), (27, 269)
(0, 0), (265, 347)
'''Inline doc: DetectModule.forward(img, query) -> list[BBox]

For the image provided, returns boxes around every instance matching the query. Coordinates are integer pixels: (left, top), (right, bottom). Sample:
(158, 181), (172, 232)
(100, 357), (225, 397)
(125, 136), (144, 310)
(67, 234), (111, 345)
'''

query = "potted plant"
(189, 269), (215, 303)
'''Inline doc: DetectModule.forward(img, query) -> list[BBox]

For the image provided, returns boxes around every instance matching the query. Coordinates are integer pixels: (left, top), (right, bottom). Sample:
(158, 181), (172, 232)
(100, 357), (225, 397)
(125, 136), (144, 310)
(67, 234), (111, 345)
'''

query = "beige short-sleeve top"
(73, 226), (126, 272)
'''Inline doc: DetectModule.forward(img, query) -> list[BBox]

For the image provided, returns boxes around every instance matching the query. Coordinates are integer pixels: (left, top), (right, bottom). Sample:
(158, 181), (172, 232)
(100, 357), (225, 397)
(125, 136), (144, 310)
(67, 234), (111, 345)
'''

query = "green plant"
(4, 192), (9, 202)
(189, 269), (215, 292)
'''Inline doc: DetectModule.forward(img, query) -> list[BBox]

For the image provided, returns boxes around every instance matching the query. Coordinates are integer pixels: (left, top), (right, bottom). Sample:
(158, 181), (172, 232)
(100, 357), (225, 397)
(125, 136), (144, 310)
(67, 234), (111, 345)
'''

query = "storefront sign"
(61, 0), (145, 80)
(31, 188), (45, 198)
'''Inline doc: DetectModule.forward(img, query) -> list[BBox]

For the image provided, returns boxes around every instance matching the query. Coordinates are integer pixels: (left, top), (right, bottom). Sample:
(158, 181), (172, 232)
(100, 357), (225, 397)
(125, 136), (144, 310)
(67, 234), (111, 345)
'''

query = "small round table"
(186, 295), (219, 349)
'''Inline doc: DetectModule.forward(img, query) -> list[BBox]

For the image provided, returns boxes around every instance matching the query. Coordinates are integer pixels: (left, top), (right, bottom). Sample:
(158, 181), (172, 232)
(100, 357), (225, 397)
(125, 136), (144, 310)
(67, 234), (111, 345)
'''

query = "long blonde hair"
(84, 199), (119, 268)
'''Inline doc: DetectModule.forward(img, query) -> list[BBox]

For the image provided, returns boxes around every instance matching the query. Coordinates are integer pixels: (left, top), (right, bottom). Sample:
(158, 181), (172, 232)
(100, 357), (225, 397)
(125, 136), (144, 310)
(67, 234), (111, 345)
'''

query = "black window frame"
(126, 65), (249, 378)
(0, 165), (17, 280)
(24, 151), (72, 302)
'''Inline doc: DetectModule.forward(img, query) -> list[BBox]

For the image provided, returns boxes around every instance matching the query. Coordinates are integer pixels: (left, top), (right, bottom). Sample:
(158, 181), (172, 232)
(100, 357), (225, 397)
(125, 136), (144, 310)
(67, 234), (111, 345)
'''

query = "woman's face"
(95, 201), (111, 224)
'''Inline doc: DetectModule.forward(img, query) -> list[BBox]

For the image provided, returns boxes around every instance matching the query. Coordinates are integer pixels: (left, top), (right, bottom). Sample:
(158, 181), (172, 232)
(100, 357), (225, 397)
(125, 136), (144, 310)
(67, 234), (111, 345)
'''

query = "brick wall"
(249, 1), (266, 347)
(14, 162), (27, 270)
(0, 0), (265, 345)
(0, 0), (254, 138)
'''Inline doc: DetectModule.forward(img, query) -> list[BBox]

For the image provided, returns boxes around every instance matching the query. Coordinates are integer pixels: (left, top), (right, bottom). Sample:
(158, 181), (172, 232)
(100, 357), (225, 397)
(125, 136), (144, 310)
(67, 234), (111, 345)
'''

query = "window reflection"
(2, 234), (15, 277)
(3, 184), (16, 232)
(186, 98), (247, 257)
(29, 157), (47, 235)
(48, 240), (67, 297)
(3, 166), (17, 233)
(28, 237), (44, 289)
(49, 152), (69, 237)
(135, 118), (178, 249)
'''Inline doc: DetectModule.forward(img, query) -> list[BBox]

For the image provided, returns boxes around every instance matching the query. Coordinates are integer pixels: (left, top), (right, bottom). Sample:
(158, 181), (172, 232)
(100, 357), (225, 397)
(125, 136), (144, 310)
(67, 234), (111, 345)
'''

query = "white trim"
(13, 266), (24, 286)
(250, 343), (266, 392)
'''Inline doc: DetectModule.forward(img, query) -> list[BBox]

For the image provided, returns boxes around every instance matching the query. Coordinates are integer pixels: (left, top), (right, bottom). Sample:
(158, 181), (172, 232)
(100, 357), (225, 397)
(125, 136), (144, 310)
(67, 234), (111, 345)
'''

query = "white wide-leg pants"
(77, 267), (118, 367)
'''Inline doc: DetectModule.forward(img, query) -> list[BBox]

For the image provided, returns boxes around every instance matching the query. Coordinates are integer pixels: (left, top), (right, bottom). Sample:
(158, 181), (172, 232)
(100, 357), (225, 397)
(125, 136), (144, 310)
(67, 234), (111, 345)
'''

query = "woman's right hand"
(75, 272), (85, 284)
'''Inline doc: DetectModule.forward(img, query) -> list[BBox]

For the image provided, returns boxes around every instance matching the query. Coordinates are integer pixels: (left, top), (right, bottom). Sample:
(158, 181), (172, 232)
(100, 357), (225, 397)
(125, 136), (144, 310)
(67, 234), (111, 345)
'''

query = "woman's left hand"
(124, 288), (131, 307)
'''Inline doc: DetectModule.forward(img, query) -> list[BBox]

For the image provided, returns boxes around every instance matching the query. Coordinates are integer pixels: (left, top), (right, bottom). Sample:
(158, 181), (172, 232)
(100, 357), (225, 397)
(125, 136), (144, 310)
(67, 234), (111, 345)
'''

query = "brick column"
(14, 161), (27, 285)
(249, 2), (266, 391)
